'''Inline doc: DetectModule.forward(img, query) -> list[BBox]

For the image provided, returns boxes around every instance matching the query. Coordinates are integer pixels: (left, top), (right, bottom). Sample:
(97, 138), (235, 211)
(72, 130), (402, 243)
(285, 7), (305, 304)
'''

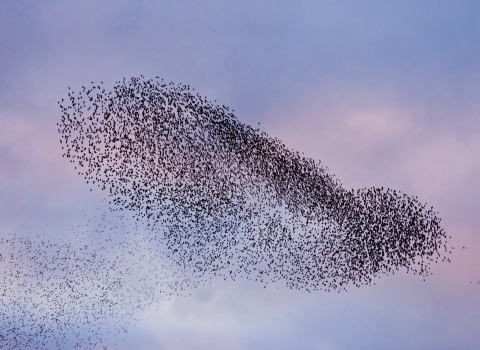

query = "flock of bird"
(1, 210), (201, 349)
(0, 76), (450, 349)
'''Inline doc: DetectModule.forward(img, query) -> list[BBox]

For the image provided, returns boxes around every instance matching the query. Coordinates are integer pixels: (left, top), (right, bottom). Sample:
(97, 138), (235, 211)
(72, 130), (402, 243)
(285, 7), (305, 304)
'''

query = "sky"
(1, 0), (480, 349)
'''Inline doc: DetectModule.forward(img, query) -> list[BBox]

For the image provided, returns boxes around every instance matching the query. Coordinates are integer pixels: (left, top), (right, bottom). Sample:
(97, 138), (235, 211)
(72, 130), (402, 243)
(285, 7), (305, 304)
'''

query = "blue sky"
(1, 1), (479, 349)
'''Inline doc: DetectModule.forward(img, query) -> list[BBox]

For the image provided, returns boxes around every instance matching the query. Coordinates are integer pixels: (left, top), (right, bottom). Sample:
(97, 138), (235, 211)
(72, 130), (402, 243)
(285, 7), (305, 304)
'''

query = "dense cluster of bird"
(0, 76), (450, 349)
(58, 76), (448, 288)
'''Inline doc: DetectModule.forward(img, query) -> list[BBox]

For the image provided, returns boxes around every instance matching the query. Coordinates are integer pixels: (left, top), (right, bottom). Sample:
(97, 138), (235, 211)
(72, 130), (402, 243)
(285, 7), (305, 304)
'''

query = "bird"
(0, 76), (452, 350)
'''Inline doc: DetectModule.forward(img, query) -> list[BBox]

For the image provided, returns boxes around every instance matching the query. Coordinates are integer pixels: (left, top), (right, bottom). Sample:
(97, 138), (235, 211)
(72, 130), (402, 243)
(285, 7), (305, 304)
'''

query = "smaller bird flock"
(0, 210), (200, 349)
(0, 76), (451, 349)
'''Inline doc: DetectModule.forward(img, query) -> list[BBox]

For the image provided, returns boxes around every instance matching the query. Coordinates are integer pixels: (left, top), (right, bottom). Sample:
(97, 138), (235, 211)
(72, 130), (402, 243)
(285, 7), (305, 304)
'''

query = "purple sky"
(1, 0), (479, 349)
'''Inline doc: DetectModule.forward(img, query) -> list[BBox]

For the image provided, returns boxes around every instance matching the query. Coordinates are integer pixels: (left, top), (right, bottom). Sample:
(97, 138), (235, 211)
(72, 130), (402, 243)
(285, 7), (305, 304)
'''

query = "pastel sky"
(1, 1), (479, 349)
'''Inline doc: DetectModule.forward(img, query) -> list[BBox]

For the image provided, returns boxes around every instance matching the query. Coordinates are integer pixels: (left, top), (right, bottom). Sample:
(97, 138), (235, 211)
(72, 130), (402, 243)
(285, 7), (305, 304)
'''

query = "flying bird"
(0, 76), (450, 349)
